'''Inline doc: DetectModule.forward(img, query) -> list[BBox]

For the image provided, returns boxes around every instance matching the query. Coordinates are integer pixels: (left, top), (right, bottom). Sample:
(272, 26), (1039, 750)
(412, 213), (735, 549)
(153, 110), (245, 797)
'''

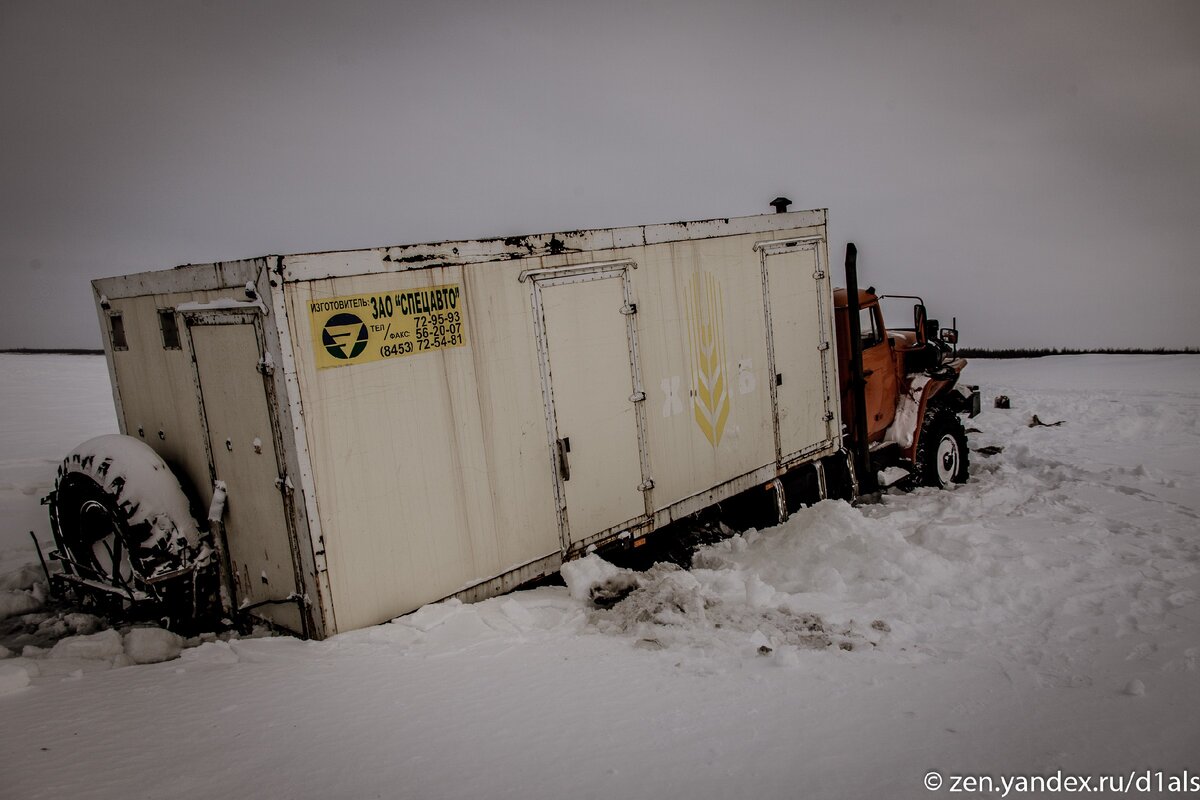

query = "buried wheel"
(54, 472), (140, 589)
(50, 435), (206, 609)
(916, 406), (969, 489)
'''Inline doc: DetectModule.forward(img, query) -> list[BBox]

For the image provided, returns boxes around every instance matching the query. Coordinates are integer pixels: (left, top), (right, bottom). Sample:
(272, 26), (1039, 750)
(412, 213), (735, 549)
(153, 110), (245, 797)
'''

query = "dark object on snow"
(974, 445), (1004, 457)
(994, 395), (1011, 409)
(1029, 415), (1065, 428)
(46, 435), (219, 632)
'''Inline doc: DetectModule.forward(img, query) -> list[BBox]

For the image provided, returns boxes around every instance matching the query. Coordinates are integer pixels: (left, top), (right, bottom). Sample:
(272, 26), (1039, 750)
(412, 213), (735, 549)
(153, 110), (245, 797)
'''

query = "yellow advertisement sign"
(308, 284), (467, 369)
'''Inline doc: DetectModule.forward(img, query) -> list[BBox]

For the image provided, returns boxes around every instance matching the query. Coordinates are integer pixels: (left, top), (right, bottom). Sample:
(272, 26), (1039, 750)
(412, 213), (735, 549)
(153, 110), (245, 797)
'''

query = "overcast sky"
(2, 0), (1197, 349)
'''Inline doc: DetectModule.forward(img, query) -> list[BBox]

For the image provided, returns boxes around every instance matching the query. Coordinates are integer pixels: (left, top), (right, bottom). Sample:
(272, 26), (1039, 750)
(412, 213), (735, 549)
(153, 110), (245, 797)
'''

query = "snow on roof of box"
(93, 209), (826, 296)
(280, 208), (826, 283)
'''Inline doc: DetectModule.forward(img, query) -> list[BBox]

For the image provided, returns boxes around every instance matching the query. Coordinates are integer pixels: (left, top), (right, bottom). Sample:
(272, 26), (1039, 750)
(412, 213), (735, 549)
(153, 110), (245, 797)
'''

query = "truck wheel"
(917, 406), (969, 488)
(52, 435), (201, 590)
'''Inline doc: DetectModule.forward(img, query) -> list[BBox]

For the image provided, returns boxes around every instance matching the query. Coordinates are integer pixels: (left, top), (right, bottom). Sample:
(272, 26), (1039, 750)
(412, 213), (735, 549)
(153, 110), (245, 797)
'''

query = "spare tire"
(51, 435), (201, 590)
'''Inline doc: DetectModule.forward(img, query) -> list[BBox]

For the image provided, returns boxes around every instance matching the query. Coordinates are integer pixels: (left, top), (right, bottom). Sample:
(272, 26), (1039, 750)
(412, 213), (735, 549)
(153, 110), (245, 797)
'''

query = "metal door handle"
(556, 438), (571, 481)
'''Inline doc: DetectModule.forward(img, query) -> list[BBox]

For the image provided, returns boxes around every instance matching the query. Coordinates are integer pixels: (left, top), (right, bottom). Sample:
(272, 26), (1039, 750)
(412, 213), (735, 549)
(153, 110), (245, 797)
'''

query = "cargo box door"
(532, 266), (649, 551)
(761, 240), (837, 463)
(186, 313), (304, 634)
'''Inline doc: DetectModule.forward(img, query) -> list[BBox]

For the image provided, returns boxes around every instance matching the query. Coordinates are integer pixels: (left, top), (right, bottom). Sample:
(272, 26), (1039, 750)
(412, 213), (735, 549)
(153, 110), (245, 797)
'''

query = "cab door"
(857, 304), (897, 440)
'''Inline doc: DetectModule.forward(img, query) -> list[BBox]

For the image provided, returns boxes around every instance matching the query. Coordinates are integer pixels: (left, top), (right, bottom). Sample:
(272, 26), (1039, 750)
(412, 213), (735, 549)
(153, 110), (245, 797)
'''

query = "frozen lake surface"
(1, 353), (1198, 798)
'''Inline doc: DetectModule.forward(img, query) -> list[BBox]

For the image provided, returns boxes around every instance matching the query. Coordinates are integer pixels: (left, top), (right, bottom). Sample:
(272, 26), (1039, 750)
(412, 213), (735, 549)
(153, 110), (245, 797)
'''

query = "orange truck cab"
(833, 287), (980, 489)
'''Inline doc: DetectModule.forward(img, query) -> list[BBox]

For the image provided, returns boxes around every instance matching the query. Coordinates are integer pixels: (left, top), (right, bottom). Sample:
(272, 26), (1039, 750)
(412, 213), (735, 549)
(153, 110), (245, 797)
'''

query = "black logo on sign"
(322, 313), (368, 360)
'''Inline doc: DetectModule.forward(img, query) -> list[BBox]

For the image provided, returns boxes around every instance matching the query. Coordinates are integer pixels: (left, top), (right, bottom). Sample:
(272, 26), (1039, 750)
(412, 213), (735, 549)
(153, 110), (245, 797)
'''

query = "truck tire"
(916, 406), (969, 488)
(52, 435), (201, 591)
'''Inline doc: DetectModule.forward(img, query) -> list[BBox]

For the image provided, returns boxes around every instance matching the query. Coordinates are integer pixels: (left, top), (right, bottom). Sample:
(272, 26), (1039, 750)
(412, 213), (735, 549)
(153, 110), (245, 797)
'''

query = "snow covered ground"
(1, 353), (1198, 799)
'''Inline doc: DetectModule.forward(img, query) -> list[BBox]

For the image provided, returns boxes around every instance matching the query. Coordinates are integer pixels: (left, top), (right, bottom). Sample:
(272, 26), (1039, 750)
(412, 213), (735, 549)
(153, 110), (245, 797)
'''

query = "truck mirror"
(924, 318), (939, 342)
(940, 328), (958, 344)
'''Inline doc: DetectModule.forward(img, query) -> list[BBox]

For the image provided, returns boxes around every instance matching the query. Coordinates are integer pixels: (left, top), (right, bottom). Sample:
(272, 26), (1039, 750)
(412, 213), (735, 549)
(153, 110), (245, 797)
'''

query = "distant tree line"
(958, 347), (1199, 359)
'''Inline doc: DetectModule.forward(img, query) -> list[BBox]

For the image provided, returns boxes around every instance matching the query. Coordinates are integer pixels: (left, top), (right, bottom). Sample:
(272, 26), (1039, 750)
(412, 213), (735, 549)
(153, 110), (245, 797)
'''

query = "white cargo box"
(92, 209), (840, 638)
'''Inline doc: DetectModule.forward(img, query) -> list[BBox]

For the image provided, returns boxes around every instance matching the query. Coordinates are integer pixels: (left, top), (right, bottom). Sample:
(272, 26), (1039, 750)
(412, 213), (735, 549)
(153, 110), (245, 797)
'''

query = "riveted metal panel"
(93, 210), (840, 638)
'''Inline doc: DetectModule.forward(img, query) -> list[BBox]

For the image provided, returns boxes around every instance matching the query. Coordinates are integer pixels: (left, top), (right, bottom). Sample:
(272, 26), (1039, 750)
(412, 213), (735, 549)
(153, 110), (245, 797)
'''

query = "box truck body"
(89, 209), (839, 638)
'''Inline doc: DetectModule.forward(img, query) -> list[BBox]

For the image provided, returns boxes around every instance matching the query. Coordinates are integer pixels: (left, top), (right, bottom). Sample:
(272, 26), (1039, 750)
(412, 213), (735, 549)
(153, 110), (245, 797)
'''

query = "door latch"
(556, 438), (571, 481)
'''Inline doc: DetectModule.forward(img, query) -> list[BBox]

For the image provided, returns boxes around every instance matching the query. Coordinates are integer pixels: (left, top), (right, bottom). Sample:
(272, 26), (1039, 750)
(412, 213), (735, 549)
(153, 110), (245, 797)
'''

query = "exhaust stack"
(844, 243), (874, 493)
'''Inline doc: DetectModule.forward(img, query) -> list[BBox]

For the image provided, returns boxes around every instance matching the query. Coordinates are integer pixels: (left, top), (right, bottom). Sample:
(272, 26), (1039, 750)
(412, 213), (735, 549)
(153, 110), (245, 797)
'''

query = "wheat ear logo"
(685, 272), (731, 447)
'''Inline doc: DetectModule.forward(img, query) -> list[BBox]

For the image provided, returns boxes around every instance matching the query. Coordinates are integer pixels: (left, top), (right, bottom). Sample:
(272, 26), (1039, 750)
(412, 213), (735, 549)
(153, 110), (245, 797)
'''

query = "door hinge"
(629, 391), (646, 402)
(275, 473), (294, 494)
(823, 411), (835, 421)
(817, 341), (830, 351)
(638, 479), (655, 491)
(813, 270), (826, 280)
(620, 303), (638, 316)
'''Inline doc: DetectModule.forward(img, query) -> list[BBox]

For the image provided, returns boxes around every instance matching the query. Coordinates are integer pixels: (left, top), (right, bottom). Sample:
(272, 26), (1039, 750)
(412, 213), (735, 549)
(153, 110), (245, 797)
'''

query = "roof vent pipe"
(770, 197), (792, 214)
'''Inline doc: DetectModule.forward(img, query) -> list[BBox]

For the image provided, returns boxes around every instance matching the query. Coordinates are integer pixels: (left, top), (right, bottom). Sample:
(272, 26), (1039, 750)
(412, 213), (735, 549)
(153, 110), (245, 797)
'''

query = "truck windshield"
(878, 295), (922, 332)
(859, 306), (883, 347)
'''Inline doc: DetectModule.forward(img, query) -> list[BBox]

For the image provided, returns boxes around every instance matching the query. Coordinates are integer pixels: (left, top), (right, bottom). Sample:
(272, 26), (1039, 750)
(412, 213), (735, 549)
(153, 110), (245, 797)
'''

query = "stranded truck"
(46, 205), (978, 638)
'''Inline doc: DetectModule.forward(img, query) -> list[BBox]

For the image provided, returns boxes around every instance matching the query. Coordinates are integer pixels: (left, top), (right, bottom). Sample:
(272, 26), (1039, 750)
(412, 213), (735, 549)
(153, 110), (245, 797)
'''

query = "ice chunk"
(0, 565), (43, 591)
(63, 613), (103, 635)
(124, 627), (185, 664)
(561, 554), (626, 602)
(180, 641), (240, 665)
(403, 599), (465, 632)
(877, 466), (911, 488)
(0, 588), (44, 620)
(498, 598), (535, 629)
(0, 660), (38, 695)
(48, 629), (125, 661)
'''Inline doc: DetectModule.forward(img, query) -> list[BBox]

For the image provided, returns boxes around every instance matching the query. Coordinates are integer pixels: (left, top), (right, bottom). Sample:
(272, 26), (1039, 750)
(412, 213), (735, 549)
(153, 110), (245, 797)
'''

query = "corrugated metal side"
(91, 263), (326, 637)
(96, 291), (228, 513)
(284, 262), (561, 633)
(91, 262), (267, 510)
(285, 219), (834, 633)
(629, 232), (781, 514)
